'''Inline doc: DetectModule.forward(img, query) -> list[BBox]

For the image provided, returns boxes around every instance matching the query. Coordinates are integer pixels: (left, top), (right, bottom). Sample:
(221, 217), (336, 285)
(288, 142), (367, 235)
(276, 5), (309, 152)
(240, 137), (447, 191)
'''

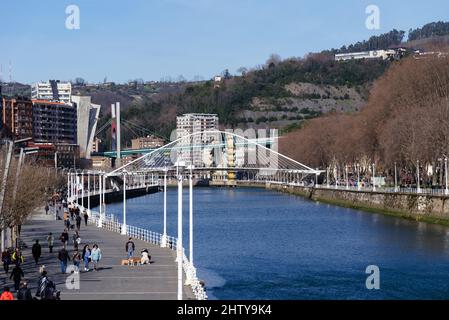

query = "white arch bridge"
(67, 130), (321, 300)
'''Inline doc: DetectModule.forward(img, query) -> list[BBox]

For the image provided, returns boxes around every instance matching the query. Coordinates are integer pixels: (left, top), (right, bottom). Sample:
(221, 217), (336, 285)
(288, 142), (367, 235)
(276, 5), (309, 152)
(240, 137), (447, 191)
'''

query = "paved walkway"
(0, 209), (194, 300)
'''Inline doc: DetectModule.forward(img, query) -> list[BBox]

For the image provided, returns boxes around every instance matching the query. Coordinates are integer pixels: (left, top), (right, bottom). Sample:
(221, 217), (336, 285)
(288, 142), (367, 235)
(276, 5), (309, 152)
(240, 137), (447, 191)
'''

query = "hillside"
(280, 52), (449, 185)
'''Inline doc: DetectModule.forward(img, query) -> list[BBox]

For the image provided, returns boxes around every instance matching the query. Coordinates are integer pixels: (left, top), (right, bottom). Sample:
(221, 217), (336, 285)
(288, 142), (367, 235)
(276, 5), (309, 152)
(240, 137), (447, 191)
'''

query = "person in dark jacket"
(17, 282), (32, 300)
(125, 237), (135, 259)
(75, 214), (82, 231)
(32, 240), (42, 265)
(83, 210), (89, 226)
(58, 248), (70, 274)
(9, 264), (24, 291)
(1, 249), (11, 274)
(60, 229), (69, 249)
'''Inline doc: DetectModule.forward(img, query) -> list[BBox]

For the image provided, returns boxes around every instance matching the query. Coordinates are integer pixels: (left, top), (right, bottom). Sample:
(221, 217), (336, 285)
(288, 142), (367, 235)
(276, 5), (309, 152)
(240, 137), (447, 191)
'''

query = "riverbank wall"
(266, 183), (449, 226)
(80, 186), (159, 208)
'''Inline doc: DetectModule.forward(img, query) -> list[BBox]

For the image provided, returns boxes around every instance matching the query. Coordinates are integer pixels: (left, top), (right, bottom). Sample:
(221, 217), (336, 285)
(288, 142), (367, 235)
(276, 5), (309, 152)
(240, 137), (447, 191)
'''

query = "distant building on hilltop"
(335, 49), (406, 62)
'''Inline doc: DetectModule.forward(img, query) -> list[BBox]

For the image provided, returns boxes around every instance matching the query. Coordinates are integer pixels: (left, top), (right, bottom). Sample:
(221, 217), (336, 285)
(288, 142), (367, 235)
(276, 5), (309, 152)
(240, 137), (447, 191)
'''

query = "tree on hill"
(408, 21), (449, 41)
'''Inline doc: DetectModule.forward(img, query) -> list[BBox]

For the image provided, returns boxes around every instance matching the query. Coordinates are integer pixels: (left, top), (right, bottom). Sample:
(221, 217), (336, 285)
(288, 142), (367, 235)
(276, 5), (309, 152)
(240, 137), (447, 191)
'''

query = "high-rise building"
(31, 80), (72, 104)
(1, 97), (33, 139)
(71, 95), (101, 159)
(176, 113), (218, 167)
(32, 100), (77, 144)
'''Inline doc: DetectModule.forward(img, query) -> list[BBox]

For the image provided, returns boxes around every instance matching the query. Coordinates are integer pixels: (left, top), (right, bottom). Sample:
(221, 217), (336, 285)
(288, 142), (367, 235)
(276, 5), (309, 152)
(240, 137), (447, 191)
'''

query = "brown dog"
(121, 257), (141, 266)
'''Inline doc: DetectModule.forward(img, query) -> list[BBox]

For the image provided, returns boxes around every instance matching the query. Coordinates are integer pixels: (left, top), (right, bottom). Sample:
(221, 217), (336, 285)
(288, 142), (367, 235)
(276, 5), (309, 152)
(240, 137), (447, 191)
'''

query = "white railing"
(263, 180), (449, 196)
(73, 200), (207, 300)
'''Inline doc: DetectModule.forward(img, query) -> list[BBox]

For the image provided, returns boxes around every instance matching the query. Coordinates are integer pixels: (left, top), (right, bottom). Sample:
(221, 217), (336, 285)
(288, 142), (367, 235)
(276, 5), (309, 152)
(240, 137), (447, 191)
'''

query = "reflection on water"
(100, 187), (449, 300)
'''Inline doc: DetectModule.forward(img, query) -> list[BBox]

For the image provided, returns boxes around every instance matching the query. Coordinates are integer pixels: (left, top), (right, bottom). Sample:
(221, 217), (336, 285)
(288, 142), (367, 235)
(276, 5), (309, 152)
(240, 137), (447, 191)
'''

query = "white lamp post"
(161, 168), (168, 248)
(372, 163), (376, 192)
(444, 157), (449, 195)
(357, 163), (361, 191)
(176, 162), (185, 300)
(417, 160), (421, 193)
(121, 171), (127, 235)
(394, 162), (398, 192)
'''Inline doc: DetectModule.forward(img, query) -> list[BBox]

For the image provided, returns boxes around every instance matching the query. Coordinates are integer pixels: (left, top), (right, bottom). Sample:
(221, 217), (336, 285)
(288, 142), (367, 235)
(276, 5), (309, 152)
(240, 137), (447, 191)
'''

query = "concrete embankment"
(266, 183), (449, 226)
(79, 186), (159, 208)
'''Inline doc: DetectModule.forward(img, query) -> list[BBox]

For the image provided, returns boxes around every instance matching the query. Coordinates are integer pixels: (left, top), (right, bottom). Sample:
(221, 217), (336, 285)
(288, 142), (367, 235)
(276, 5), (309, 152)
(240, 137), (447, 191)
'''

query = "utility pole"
(0, 141), (13, 252)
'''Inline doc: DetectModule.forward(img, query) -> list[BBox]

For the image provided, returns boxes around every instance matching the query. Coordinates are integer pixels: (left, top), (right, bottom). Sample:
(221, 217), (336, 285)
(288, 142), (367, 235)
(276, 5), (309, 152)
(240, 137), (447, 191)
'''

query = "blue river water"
(98, 187), (449, 300)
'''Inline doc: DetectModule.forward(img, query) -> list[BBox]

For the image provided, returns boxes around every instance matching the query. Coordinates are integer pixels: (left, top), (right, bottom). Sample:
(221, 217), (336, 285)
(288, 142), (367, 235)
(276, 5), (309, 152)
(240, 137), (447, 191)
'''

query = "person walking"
(32, 240), (42, 265)
(45, 203), (49, 215)
(36, 270), (49, 299)
(91, 244), (102, 271)
(126, 237), (135, 259)
(72, 231), (81, 251)
(60, 229), (69, 249)
(11, 248), (24, 266)
(1, 249), (11, 274)
(58, 247), (70, 274)
(83, 210), (89, 226)
(47, 233), (54, 253)
(82, 244), (91, 272)
(10, 264), (24, 291)
(17, 282), (32, 300)
(72, 250), (81, 274)
(0, 287), (13, 300)
(75, 213), (82, 231)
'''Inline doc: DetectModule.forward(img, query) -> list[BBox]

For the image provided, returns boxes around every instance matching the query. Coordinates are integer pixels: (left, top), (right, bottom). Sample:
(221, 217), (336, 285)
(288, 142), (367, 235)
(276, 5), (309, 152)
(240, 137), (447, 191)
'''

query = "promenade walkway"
(0, 208), (194, 300)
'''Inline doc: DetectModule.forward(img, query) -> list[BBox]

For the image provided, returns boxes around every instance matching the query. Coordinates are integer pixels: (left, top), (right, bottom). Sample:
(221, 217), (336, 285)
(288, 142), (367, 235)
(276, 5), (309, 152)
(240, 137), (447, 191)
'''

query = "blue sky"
(1, 0), (448, 84)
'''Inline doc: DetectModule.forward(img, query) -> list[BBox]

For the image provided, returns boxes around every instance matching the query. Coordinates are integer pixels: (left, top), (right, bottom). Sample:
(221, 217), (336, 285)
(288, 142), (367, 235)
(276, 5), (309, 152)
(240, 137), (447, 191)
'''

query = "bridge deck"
(0, 212), (194, 300)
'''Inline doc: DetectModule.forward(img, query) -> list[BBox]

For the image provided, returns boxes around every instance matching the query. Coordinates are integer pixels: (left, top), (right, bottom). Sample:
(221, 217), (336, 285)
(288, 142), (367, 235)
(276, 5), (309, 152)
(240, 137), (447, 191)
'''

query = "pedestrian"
(17, 282), (32, 300)
(10, 264), (24, 291)
(1, 249), (11, 274)
(36, 270), (48, 299)
(82, 244), (91, 272)
(11, 248), (24, 266)
(83, 210), (89, 226)
(47, 233), (54, 253)
(125, 237), (135, 259)
(140, 249), (150, 265)
(45, 203), (49, 215)
(70, 208), (75, 221)
(32, 240), (42, 265)
(75, 213), (82, 231)
(58, 247), (70, 274)
(0, 287), (13, 300)
(91, 244), (102, 271)
(72, 231), (81, 251)
(60, 229), (69, 249)
(72, 250), (81, 274)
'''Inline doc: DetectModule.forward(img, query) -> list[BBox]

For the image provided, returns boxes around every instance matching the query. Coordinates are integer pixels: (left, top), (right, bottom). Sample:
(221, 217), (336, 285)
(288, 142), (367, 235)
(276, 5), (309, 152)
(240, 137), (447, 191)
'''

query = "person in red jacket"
(0, 287), (14, 300)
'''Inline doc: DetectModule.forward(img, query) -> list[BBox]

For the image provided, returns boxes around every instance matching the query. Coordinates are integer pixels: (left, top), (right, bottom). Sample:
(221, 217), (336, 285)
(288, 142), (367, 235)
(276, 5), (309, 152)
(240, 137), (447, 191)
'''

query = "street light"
(445, 157), (448, 195)
(175, 161), (186, 301)
(417, 160), (421, 193)
(357, 163), (361, 191)
(394, 162), (398, 192)
(121, 170), (127, 235)
(372, 163), (376, 192)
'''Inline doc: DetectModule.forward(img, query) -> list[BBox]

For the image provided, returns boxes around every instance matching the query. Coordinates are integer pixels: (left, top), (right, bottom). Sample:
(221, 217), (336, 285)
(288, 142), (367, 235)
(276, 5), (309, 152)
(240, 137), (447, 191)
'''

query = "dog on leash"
(121, 257), (141, 266)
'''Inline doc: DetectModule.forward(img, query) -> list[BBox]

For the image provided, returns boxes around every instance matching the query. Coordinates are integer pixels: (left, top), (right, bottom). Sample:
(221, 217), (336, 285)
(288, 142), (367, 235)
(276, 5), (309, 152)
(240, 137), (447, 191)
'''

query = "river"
(98, 187), (449, 300)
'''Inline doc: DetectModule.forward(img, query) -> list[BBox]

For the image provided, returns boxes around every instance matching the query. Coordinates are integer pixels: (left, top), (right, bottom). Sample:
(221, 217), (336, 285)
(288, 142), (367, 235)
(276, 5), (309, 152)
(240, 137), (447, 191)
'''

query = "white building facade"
(176, 114), (219, 167)
(31, 80), (72, 103)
